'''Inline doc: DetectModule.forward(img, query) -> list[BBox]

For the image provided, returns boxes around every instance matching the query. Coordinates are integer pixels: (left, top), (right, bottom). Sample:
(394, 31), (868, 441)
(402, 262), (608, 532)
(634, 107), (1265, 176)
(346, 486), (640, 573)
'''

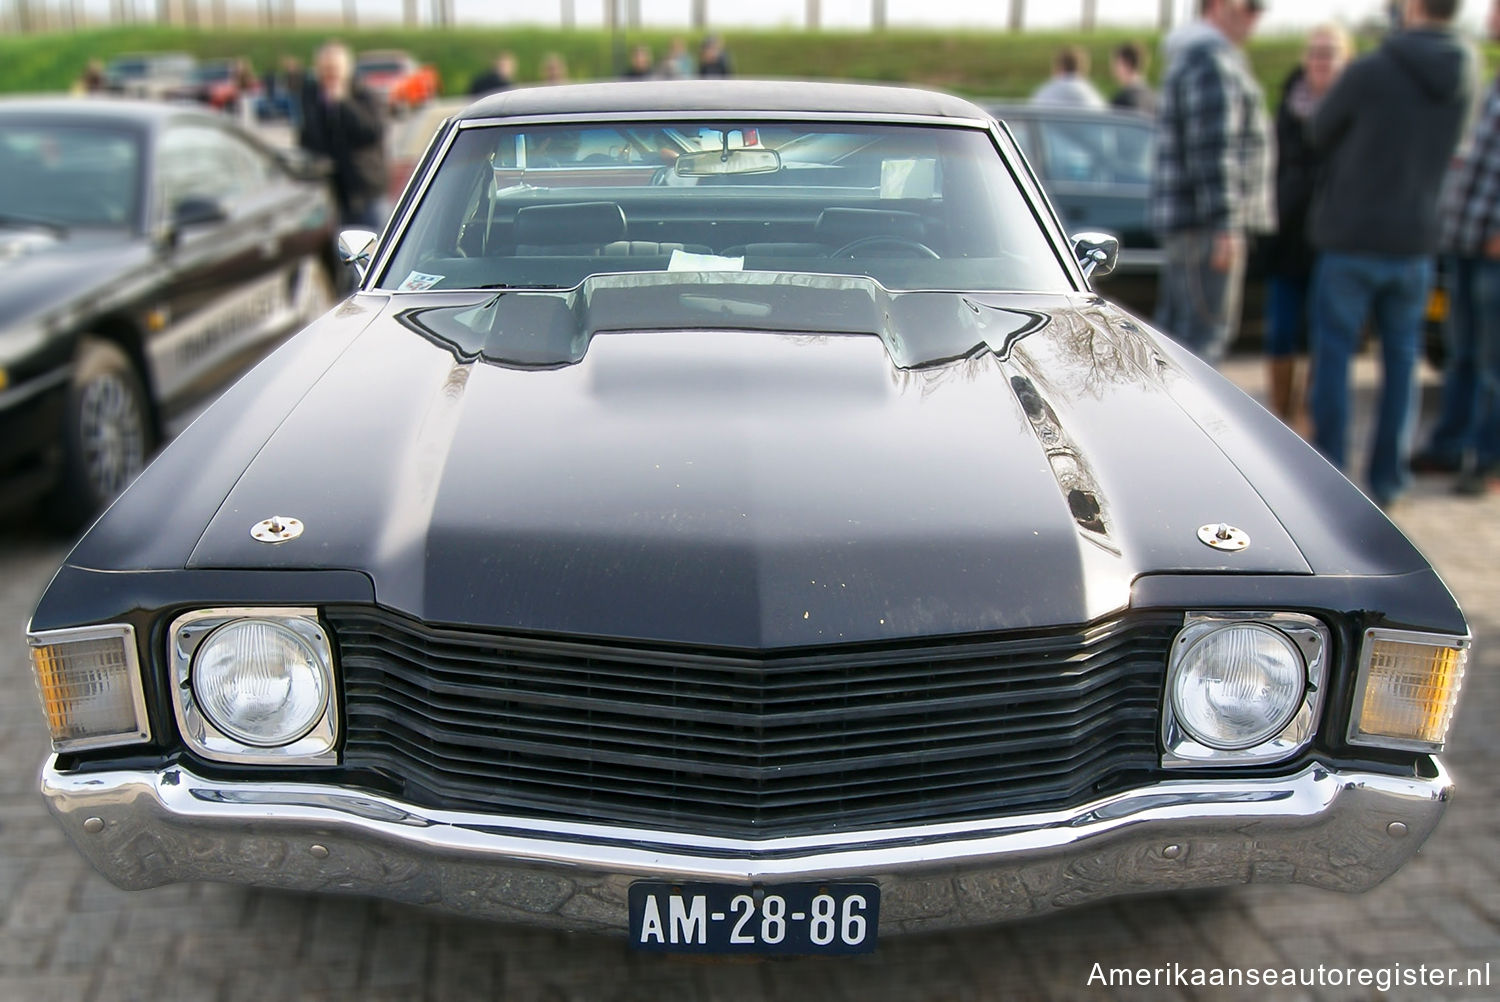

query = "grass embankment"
(1, 25), (1493, 103)
(0, 25), (1317, 101)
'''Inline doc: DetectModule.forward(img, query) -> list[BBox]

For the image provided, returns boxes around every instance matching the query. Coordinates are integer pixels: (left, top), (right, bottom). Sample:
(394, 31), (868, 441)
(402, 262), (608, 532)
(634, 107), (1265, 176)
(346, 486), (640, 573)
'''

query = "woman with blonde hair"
(1265, 23), (1352, 432)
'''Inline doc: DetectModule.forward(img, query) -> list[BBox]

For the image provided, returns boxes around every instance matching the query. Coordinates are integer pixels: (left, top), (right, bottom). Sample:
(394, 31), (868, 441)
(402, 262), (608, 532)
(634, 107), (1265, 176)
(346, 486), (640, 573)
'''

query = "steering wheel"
(831, 235), (940, 260)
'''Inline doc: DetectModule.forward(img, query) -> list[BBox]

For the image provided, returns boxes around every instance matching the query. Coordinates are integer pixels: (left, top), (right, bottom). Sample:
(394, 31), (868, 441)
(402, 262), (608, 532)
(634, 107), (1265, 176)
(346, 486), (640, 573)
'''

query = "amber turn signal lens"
(1351, 636), (1467, 751)
(27, 626), (150, 752)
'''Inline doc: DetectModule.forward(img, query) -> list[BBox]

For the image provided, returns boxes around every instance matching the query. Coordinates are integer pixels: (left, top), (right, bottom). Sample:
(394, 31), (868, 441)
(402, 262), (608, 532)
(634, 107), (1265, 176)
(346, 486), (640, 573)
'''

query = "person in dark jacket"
(1305, 0), (1478, 507)
(1109, 42), (1155, 114)
(1264, 24), (1350, 433)
(469, 52), (516, 96)
(298, 41), (388, 230)
(698, 35), (732, 77)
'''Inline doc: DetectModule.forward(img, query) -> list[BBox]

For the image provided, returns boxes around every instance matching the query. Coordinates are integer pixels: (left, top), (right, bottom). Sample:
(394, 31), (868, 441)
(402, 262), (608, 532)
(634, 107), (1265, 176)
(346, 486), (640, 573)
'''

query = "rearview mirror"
(1071, 231), (1119, 280)
(675, 148), (782, 178)
(338, 229), (378, 280)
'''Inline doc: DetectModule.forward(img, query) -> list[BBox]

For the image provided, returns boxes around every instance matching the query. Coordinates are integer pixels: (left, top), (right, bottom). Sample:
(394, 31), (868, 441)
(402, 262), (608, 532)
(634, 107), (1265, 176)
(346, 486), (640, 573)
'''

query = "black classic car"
(28, 81), (1469, 954)
(0, 99), (337, 523)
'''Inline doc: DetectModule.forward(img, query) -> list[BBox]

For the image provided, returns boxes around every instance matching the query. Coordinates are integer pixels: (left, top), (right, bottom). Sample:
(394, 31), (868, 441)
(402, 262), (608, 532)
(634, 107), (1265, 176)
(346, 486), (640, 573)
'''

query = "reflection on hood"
(0, 230), (59, 262)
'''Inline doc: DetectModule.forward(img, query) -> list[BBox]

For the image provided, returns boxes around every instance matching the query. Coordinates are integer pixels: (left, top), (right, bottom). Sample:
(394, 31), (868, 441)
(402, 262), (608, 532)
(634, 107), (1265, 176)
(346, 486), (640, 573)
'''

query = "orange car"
(354, 49), (439, 116)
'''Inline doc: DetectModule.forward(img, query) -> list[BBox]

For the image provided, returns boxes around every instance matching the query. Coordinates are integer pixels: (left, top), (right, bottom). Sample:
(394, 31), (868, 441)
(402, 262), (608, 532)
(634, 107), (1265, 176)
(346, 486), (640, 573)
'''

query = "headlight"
(192, 620), (329, 747)
(170, 608), (338, 763)
(1171, 623), (1305, 749)
(1163, 613), (1326, 766)
(1348, 629), (1468, 751)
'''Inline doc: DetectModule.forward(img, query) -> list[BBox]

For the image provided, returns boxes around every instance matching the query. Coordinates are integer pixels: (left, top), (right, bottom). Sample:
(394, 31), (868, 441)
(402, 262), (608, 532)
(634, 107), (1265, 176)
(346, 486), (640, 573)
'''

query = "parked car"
(987, 102), (1158, 318)
(172, 58), (256, 112)
(29, 82), (1468, 955)
(0, 99), (337, 524)
(354, 50), (439, 116)
(102, 52), (197, 100)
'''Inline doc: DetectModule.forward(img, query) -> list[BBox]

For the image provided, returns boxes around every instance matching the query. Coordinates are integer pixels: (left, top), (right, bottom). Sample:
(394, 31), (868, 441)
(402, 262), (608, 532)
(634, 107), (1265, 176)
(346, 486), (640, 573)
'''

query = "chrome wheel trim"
(78, 371), (146, 499)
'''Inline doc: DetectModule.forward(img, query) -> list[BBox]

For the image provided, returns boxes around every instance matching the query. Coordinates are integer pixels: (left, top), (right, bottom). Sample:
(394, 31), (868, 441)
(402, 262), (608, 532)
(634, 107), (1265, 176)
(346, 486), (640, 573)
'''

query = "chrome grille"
(331, 607), (1177, 837)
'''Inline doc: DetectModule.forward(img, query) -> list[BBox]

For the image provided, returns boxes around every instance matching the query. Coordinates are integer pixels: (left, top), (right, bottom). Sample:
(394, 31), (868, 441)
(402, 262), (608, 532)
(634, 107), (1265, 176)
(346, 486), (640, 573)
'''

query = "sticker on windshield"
(668, 250), (744, 273)
(398, 270), (446, 292)
(880, 159), (937, 199)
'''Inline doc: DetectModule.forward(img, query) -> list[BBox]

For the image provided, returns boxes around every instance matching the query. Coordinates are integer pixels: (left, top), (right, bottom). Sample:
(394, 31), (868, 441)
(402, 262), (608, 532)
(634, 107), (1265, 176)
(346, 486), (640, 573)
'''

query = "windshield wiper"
(0, 212), (68, 236)
(475, 283), (566, 290)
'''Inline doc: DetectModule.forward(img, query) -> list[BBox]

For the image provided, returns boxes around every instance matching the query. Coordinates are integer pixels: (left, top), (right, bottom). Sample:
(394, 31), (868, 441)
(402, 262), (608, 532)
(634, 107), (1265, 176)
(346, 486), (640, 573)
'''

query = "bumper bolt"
(309, 844), (330, 859)
(1162, 844), (1183, 860)
(1387, 822), (1409, 838)
(82, 817), (104, 834)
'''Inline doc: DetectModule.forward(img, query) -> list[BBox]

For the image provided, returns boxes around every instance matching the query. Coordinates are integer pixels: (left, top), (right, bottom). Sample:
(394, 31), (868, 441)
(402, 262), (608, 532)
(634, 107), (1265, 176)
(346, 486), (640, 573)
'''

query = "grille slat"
(332, 607), (1176, 837)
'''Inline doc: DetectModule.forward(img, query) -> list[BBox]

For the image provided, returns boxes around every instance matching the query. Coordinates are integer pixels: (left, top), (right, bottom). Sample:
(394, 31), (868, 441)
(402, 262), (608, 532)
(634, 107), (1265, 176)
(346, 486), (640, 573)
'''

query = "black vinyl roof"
(460, 79), (993, 123)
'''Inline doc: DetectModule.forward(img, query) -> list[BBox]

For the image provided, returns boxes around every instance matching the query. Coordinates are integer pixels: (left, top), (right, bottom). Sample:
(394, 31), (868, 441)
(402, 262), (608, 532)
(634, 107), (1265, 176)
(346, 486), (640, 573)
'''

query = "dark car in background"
(988, 103), (1158, 317)
(0, 99), (337, 524)
(102, 52), (197, 100)
(29, 82), (1468, 953)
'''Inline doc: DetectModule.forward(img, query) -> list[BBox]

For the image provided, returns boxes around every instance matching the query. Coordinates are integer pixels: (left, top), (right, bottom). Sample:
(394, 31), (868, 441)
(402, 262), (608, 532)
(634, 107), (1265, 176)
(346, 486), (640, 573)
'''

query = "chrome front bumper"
(42, 758), (1451, 934)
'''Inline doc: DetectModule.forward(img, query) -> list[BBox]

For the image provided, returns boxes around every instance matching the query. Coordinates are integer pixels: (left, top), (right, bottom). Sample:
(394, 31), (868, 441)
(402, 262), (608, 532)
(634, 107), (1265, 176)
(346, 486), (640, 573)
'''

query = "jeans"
(1155, 230), (1245, 366)
(1265, 273), (1310, 357)
(1422, 256), (1500, 468)
(1308, 252), (1433, 503)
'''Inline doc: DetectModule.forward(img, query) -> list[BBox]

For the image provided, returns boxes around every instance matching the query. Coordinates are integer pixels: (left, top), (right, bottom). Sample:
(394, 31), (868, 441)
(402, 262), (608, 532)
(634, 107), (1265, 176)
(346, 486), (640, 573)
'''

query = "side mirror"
(338, 229), (378, 280)
(172, 196), (228, 228)
(1071, 231), (1119, 280)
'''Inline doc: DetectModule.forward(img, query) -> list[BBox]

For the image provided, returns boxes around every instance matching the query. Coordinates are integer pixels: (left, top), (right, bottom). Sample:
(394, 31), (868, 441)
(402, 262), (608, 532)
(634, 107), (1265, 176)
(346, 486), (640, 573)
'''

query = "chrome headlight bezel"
(169, 607), (339, 764)
(1162, 612), (1329, 768)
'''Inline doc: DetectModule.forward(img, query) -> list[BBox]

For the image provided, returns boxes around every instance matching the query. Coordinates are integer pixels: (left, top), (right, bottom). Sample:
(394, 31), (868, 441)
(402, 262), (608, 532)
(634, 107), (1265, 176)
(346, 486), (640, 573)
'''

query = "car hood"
(162, 282), (1340, 649)
(0, 231), (148, 326)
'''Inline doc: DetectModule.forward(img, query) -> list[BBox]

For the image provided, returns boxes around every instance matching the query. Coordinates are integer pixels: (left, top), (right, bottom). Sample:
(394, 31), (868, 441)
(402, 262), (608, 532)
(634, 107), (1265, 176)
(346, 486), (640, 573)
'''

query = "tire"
(50, 338), (155, 528)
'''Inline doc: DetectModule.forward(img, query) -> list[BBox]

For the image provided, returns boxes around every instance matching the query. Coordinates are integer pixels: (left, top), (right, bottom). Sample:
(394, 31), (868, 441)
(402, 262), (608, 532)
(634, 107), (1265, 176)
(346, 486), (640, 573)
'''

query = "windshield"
(376, 121), (1070, 294)
(195, 63), (236, 82)
(0, 123), (142, 229)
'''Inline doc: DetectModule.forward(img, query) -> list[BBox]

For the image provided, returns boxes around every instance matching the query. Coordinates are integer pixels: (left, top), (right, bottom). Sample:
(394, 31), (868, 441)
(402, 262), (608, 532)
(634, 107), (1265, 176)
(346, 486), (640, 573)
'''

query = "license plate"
(628, 881), (880, 954)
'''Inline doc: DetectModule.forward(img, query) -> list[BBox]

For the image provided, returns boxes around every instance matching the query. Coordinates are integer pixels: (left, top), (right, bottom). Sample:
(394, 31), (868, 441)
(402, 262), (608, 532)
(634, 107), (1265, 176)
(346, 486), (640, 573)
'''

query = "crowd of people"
(466, 34), (732, 95)
(1034, 0), (1496, 508)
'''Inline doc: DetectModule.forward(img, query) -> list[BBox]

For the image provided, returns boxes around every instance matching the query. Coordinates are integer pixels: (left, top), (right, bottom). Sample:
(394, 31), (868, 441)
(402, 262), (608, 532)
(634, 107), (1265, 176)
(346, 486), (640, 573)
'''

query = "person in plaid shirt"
(1415, 0), (1500, 494)
(1150, 0), (1273, 366)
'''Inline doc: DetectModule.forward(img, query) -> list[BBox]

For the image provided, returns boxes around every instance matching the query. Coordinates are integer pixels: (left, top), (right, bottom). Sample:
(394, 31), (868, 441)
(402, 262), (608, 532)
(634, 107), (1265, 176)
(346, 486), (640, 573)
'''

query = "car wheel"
(52, 338), (154, 527)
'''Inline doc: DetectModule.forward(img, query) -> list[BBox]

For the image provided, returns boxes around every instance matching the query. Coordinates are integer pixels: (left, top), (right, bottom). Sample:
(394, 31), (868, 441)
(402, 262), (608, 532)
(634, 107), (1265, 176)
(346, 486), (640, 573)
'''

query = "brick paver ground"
(1, 355), (1496, 1002)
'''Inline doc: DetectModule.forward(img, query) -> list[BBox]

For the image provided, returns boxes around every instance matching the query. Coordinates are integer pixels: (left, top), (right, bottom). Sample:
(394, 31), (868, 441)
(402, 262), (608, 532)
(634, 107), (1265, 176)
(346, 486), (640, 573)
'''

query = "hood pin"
(1198, 523), (1249, 552)
(251, 516), (305, 543)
